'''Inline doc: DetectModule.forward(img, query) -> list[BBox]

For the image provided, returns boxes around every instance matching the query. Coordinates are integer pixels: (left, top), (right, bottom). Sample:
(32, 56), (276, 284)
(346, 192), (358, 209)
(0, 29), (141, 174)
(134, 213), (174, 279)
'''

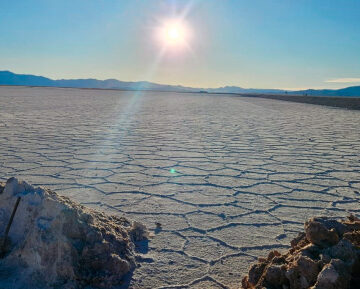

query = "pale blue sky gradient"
(1, 0), (360, 89)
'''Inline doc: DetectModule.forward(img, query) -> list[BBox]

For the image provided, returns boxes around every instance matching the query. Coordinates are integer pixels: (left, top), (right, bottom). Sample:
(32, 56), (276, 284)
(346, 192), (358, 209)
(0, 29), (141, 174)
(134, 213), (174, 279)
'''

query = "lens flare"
(157, 19), (191, 49)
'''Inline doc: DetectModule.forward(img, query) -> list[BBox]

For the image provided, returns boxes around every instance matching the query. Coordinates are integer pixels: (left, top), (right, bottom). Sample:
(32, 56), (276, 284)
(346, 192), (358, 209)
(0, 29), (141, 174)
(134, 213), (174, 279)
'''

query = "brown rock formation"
(242, 216), (360, 289)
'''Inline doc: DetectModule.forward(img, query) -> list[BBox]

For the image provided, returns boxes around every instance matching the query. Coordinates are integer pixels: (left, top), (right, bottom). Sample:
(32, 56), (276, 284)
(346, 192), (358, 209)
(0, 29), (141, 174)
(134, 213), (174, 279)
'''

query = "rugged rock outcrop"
(242, 216), (360, 289)
(0, 177), (149, 289)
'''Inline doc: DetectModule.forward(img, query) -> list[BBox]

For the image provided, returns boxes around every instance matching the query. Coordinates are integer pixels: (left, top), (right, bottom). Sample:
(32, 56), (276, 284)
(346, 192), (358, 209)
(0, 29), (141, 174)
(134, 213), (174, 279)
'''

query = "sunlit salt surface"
(0, 86), (359, 288)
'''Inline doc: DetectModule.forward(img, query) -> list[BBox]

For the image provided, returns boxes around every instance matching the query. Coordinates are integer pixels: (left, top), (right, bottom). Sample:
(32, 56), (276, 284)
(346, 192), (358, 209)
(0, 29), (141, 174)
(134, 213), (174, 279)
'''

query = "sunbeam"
(83, 1), (197, 167)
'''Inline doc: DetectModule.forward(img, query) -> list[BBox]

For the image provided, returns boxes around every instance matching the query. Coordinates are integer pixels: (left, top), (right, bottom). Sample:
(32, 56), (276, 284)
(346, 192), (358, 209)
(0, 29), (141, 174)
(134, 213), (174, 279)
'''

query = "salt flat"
(1, 86), (360, 289)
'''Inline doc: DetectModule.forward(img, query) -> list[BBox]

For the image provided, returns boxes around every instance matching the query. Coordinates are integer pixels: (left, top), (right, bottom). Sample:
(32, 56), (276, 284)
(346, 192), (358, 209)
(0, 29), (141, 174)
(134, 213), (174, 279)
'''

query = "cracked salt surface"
(1, 86), (360, 288)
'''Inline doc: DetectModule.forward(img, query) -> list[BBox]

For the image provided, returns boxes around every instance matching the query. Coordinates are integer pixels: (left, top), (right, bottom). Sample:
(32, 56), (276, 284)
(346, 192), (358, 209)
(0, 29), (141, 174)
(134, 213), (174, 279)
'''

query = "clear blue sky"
(1, 0), (360, 89)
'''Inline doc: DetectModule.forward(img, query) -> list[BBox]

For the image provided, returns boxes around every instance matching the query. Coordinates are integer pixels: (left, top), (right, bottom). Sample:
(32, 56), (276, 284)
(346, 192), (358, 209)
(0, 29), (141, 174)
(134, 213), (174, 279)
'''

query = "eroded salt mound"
(0, 177), (148, 289)
(242, 215), (360, 289)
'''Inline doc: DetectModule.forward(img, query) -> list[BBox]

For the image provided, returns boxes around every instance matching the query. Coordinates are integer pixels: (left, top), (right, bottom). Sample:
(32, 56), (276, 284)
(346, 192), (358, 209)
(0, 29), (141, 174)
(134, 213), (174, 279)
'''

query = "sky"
(1, 0), (360, 89)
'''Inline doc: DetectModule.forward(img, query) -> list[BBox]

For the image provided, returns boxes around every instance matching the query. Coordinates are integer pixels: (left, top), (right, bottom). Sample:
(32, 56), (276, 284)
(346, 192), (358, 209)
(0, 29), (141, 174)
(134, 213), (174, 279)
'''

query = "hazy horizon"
(1, 0), (360, 90)
(2, 69), (360, 92)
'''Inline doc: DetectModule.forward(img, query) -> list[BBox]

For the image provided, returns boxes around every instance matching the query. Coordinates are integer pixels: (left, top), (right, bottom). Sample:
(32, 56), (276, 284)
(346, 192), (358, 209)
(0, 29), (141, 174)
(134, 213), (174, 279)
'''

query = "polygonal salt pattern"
(0, 86), (359, 288)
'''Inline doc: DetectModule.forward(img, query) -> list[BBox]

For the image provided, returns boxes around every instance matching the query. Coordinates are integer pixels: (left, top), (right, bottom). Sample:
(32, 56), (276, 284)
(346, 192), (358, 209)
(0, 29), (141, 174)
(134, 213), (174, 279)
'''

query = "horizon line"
(1, 69), (359, 92)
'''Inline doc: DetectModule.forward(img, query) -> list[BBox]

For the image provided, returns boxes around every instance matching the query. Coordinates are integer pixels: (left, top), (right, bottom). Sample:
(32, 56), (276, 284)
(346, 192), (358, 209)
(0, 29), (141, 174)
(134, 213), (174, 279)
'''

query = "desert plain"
(0, 86), (359, 288)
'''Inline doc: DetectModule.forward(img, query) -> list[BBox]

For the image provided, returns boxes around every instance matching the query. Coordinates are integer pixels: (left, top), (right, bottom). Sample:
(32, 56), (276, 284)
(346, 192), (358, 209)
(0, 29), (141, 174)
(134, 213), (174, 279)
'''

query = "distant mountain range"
(1, 70), (360, 97)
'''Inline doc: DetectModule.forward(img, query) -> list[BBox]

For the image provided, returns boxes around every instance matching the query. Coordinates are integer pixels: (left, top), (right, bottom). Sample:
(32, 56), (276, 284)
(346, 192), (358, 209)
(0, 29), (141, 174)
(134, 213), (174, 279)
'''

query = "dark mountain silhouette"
(291, 86), (360, 97)
(1, 70), (360, 97)
(0, 71), (200, 92)
(0, 71), (55, 87)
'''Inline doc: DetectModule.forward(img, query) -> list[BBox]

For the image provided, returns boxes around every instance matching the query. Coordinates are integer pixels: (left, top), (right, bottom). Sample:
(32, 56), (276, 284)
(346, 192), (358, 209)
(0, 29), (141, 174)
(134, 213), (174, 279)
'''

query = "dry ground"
(0, 86), (359, 288)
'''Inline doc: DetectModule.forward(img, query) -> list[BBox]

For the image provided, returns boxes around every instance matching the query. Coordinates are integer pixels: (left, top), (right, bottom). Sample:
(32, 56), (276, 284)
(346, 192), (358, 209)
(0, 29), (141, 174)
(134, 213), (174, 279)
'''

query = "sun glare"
(167, 27), (180, 40)
(158, 20), (190, 48)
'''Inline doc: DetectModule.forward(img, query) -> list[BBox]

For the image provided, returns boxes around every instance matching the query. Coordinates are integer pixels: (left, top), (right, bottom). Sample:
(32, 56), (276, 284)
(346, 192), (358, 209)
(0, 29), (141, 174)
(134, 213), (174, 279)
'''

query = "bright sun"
(159, 20), (189, 48)
(167, 27), (180, 41)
